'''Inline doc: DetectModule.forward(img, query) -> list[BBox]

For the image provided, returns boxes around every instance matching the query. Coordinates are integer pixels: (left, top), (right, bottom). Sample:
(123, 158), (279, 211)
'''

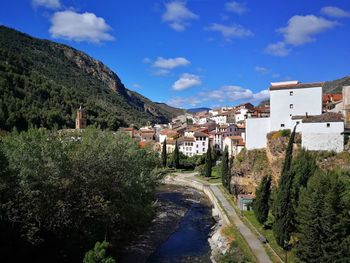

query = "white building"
(301, 112), (344, 153)
(179, 131), (209, 156)
(223, 136), (245, 158)
(246, 81), (344, 151)
(211, 111), (235, 125)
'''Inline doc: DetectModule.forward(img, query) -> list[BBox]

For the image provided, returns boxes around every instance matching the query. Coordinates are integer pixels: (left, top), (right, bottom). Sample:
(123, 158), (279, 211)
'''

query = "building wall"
(270, 87), (322, 131)
(246, 118), (270, 150)
(301, 122), (344, 152)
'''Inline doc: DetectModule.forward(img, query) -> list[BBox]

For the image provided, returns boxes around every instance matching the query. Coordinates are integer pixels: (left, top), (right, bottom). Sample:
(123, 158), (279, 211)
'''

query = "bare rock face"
(56, 44), (125, 93)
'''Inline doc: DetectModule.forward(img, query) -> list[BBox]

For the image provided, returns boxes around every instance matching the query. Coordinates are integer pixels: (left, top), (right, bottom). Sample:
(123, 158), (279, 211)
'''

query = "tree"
(221, 146), (229, 189)
(162, 139), (167, 167)
(296, 170), (350, 262)
(273, 125), (297, 248)
(205, 145), (212, 177)
(172, 140), (180, 169)
(253, 176), (272, 224)
(291, 149), (317, 205)
(83, 241), (116, 263)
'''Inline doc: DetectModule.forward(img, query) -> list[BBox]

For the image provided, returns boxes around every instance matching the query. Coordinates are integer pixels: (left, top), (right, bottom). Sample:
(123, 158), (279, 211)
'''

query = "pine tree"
(273, 125), (297, 248)
(205, 145), (212, 177)
(221, 146), (229, 188)
(172, 140), (180, 169)
(253, 175), (272, 224)
(296, 171), (350, 262)
(162, 139), (167, 167)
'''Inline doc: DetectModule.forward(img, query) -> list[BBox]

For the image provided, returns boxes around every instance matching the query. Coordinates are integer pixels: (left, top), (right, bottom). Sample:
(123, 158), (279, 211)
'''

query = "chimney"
(306, 112), (308, 118)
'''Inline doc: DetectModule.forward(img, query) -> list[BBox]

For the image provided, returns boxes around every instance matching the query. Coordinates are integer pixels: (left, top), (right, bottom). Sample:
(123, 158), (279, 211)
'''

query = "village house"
(179, 131), (209, 157)
(158, 129), (179, 143)
(210, 124), (240, 152)
(323, 93), (342, 112)
(223, 135), (245, 158)
(210, 110), (235, 125)
(246, 80), (346, 152)
(300, 112), (344, 152)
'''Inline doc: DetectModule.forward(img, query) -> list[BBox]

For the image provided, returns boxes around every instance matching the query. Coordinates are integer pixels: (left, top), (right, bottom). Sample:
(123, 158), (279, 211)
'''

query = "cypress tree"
(221, 146), (229, 188)
(172, 140), (180, 169)
(161, 139), (167, 167)
(205, 145), (212, 177)
(273, 125), (297, 248)
(296, 170), (350, 262)
(253, 175), (272, 224)
(291, 149), (317, 205)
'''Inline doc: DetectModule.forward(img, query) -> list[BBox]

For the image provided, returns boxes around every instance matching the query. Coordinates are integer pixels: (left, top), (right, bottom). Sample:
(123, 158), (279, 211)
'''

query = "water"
(147, 188), (214, 263)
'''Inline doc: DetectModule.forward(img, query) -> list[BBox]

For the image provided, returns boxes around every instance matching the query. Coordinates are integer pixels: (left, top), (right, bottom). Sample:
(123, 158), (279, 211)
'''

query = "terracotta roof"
(141, 130), (155, 134)
(160, 129), (178, 135)
(269, 82), (324, 91)
(194, 131), (209, 137)
(183, 136), (195, 142)
(302, 112), (344, 123)
(323, 94), (343, 103)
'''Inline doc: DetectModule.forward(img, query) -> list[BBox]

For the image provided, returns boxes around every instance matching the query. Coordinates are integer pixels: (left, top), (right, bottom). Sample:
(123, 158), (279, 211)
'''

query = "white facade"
(246, 118), (270, 150)
(301, 121), (344, 152)
(223, 136), (245, 158)
(179, 134), (209, 156)
(270, 86), (322, 131)
(235, 108), (251, 123)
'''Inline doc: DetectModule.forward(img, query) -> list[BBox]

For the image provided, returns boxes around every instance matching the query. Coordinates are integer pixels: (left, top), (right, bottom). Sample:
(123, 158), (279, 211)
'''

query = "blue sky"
(1, 1), (350, 108)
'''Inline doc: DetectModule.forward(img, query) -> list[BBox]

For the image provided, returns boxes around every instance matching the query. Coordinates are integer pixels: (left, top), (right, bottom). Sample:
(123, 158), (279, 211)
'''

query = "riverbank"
(120, 184), (214, 263)
(163, 173), (231, 262)
(164, 172), (273, 263)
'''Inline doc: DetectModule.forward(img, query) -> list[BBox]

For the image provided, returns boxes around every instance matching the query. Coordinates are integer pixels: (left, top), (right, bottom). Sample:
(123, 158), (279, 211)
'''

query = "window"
(290, 104), (293, 109)
(290, 91), (293, 96)
(202, 142), (205, 146)
(203, 148), (205, 152)
(196, 150), (199, 153)
(196, 144), (198, 148)
(281, 124), (285, 127)
(327, 123), (330, 127)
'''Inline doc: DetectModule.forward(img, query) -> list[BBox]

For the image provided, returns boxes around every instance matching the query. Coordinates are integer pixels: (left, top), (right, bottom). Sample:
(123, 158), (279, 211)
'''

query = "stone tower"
(75, 106), (87, 129)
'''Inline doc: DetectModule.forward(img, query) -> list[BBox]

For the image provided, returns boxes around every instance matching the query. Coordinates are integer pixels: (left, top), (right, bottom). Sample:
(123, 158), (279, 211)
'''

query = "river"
(121, 185), (215, 263)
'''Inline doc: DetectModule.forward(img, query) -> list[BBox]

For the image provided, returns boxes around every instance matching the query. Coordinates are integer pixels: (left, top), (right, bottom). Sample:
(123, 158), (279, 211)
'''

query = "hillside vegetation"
(0, 26), (184, 131)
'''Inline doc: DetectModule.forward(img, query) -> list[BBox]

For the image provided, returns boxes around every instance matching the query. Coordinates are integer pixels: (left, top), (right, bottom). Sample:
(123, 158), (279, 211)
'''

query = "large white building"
(246, 81), (345, 152)
(179, 131), (209, 157)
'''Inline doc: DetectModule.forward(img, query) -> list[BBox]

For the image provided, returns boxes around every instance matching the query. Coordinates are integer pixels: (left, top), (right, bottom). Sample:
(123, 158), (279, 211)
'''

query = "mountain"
(323, 76), (350, 94)
(0, 25), (184, 131)
(187, 107), (211, 113)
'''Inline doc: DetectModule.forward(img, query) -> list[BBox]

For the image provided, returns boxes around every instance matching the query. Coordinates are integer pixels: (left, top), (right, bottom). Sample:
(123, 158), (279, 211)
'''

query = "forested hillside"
(0, 26), (184, 131)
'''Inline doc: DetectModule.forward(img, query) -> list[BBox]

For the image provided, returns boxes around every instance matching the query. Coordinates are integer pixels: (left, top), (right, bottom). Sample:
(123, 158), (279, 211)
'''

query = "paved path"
(174, 172), (272, 263)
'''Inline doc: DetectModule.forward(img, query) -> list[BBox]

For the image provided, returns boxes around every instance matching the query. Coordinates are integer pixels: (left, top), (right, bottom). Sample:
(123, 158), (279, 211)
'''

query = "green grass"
(195, 165), (222, 184)
(217, 225), (257, 263)
(218, 185), (284, 263)
(243, 211), (296, 263)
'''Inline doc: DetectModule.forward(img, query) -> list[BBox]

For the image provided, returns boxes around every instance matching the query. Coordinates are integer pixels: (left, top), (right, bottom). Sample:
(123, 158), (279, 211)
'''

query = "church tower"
(75, 106), (87, 129)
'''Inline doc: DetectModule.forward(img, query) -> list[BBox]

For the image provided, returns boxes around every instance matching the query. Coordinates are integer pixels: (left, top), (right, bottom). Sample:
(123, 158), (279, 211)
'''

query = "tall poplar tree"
(273, 125), (297, 248)
(221, 146), (229, 188)
(162, 139), (167, 167)
(253, 175), (272, 224)
(172, 140), (180, 169)
(205, 145), (212, 177)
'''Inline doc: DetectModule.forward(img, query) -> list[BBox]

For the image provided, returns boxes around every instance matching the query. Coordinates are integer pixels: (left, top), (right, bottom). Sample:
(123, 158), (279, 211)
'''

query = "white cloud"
(168, 85), (269, 107)
(321, 6), (350, 18)
(152, 69), (171, 76)
(225, 1), (247, 15)
(49, 11), (114, 43)
(162, 1), (199, 31)
(172, 73), (202, 91)
(167, 97), (201, 107)
(153, 57), (190, 69)
(265, 42), (291, 57)
(278, 15), (338, 46)
(255, 66), (269, 74)
(206, 23), (253, 41)
(32, 0), (60, 9)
